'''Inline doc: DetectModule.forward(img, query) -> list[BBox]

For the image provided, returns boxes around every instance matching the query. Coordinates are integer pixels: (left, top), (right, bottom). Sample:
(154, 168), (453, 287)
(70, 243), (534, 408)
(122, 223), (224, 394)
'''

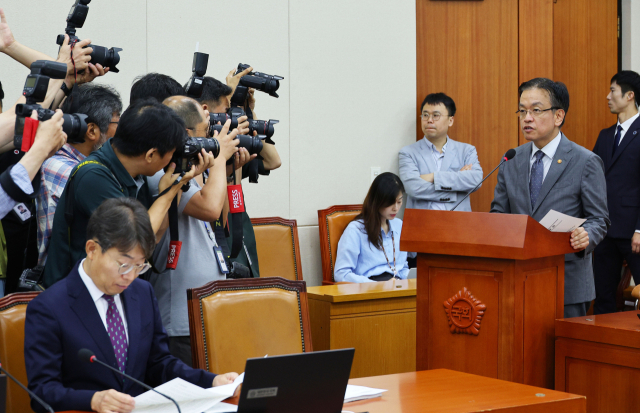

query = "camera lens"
(236, 135), (263, 155)
(209, 113), (239, 131)
(88, 44), (122, 73)
(62, 113), (89, 144)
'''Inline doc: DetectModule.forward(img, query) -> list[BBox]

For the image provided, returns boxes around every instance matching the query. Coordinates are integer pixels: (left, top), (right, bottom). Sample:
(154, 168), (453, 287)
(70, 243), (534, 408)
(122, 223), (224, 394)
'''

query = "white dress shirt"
(78, 259), (129, 341)
(530, 131), (562, 181)
(616, 112), (639, 145)
(425, 137), (449, 210)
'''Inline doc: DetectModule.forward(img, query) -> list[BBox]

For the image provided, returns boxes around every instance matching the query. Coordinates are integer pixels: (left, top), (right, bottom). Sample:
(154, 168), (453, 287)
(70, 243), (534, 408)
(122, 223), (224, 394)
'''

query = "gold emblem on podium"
(444, 287), (486, 335)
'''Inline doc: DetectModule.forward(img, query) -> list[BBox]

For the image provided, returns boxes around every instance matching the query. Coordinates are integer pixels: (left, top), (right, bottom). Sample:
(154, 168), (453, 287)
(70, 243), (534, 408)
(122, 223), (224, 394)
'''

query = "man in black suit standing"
(592, 70), (640, 314)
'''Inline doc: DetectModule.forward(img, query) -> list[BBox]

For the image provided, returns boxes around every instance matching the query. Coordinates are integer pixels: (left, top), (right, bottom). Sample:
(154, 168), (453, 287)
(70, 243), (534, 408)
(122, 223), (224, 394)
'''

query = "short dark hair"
(87, 197), (155, 258)
(421, 93), (456, 117)
(194, 76), (232, 107)
(518, 77), (570, 127)
(61, 83), (122, 135)
(611, 70), (640, 106)
(163, 97), (203, 130)
(111, 99), (186, 157)
(0, 80), (4, 109)
(130, 73), (185, 105)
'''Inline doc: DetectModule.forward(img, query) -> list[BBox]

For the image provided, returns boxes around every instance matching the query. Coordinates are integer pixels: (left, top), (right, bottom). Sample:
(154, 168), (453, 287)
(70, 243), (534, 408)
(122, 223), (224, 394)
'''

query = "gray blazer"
(399, 138), (483, 211)
(490, 134), (610, 305)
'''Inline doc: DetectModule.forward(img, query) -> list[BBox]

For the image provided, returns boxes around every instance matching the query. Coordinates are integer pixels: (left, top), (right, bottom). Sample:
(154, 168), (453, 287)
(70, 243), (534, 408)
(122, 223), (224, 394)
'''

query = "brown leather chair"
(0, 292), (40, 413)
(251, 217), (303, 281)
(187, 277), (312, 374)
(318, 204), (362, 285)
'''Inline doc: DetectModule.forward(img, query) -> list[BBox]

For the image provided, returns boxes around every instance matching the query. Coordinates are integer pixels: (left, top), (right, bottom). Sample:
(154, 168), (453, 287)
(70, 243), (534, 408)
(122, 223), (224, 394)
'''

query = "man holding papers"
(491, 78), (609, 318)
(24, 198), (238, 413)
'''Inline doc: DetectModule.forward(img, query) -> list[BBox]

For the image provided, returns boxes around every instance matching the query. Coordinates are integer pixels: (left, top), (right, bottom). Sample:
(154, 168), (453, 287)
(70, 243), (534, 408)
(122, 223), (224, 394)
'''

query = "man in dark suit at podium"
(592, 70), (640, 314)
(24, 198), (237, 413)
(491, 78), (609, 318)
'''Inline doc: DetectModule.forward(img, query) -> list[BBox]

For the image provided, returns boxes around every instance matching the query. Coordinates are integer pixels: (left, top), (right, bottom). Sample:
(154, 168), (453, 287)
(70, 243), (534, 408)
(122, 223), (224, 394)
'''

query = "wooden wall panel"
(416, 0), (519, 213)
(518, 0), (554, 146)
(553, 0), (618, 151)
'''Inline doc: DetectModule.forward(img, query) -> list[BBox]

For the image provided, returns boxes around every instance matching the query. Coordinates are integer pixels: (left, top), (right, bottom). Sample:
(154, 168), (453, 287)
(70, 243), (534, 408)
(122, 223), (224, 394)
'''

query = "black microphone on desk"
(451, 148), (517, 211)
(77, 348), (182, 413)
(0, 363), (55, 413)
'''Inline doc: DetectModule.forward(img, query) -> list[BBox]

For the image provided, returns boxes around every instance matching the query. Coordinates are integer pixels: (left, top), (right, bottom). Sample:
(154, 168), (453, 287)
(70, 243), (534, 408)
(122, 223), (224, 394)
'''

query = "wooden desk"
(346, 369), (585, 413)
(60, 369), (584, 413)
(307, 279), (416, 378)
(555, 311), (640, 413)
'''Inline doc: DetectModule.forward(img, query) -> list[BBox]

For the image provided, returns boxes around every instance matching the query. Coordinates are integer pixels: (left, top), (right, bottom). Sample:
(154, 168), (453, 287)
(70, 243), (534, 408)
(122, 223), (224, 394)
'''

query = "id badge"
(214, 245), (229, 274)
(13, 203), (32, 221)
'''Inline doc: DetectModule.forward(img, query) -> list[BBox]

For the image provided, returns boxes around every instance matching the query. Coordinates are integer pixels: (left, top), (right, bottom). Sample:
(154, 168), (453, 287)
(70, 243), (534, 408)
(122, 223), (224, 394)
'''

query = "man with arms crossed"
(491, 78), (609, 318)
(592, 70), (640, 314)
(399, 93), (483, 212)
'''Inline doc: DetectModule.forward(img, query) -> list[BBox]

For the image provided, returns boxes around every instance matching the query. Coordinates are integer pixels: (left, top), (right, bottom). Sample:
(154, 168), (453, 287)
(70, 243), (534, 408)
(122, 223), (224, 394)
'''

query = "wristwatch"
(60, 82), (73, 96)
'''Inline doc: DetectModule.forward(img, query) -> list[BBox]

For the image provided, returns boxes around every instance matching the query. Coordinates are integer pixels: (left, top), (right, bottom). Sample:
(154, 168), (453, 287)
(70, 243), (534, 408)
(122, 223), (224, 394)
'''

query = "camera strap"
(21, 117), (39, 152)
(227, 169), (245, 258)
(166, 196), (181, 270)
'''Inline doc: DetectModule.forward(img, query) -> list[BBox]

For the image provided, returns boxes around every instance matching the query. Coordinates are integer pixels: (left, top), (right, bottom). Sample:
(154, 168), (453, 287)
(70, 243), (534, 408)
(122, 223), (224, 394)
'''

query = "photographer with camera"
(147, 96), (240, 365)
(42, 99), (198, 288)
(195, 71), (282, 278)
(0, 110), (67, 219)
(37, 84), (122, 267)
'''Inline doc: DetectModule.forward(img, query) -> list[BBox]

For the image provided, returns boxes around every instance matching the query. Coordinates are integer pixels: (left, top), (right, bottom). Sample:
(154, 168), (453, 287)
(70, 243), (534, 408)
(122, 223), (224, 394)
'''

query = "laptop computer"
(0, 374), (6, 413)
(237, 348), (355, 413)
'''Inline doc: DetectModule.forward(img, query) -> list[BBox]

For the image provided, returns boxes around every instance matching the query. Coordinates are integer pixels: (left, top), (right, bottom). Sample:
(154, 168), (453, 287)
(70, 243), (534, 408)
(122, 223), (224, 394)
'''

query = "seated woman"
(334, 172), (412, 283)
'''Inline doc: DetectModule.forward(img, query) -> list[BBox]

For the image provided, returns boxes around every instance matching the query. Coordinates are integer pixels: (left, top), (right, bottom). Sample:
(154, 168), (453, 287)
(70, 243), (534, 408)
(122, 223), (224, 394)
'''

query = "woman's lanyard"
(381, 230), (398, 276)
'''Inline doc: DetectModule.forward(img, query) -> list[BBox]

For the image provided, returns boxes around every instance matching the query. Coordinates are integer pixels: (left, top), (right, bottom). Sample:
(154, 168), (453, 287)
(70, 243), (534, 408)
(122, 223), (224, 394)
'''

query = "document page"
(344, 384), (387, 403)
(132, 377), (228, 413)
(539, 209), (586, 232)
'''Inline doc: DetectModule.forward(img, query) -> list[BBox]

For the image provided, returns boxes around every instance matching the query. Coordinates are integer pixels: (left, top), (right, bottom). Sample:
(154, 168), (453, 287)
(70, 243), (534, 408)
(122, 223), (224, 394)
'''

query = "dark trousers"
(168, 336), (193, 367)
(564, 302), (590, 318)
(593, 236), (640, 315)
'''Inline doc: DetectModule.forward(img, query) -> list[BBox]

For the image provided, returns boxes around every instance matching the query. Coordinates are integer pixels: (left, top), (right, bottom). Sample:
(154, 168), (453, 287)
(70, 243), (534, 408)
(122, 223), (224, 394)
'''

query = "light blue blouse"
(334, 218), (410, 283)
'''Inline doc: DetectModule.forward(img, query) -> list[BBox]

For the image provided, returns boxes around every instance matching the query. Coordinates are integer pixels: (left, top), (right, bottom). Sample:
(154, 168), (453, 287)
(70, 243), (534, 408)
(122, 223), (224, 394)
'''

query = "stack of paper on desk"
(344, 384), (387, 403)
(132, 373), (243, 413)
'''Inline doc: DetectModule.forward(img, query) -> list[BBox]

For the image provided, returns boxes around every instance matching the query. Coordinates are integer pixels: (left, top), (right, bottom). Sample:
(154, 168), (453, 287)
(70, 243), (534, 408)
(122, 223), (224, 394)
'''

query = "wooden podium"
(400, 210), (576, 389)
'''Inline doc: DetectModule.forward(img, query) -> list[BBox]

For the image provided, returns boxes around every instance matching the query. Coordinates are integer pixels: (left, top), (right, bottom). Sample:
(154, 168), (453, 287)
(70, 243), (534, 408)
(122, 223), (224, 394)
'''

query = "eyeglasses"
(420, 112), (446, 121)
(102, 248), (151, 275)
(516, 107), (560, 119)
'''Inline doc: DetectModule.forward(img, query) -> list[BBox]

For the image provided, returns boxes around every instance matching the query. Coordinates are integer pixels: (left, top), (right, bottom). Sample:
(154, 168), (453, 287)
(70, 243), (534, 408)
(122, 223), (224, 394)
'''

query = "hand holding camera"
(56, 34), (93, 81)
(30, 110), (67, 158)
(17, 109), (67, 182)
(226, 65), (253, 96)
(214, 119), (241, 161)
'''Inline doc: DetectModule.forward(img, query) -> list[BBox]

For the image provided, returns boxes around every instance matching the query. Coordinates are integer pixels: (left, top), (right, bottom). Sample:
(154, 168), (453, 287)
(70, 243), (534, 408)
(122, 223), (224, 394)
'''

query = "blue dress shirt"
(334, 218), (410, 283)
(0, 163), (34, 219)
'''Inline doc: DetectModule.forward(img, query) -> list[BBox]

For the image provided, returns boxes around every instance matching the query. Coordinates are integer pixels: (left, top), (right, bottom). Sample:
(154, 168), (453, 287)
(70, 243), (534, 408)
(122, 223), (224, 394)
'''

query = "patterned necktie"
(103, 294), (128, 374)
(529, 150), (545, 209)
(612, 124), (623, 156)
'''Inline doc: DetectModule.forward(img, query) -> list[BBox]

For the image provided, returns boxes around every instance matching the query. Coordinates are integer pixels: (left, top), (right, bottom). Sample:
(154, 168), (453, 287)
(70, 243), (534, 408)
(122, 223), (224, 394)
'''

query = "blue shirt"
(334, 218), (410, 283)
(0, 163), (33, 219)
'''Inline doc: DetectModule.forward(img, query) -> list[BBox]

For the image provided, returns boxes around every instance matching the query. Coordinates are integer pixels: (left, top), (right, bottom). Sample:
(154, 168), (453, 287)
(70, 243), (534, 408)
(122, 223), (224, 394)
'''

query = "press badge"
(13, 203), (31, 222)
(214, 245), (229, 274)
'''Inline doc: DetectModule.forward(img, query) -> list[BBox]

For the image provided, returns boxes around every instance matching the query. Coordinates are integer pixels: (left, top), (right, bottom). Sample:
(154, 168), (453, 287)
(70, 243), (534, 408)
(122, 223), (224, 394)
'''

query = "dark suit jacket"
(491, 134), (610, 304)
(592, 116), (640, 239)
(24, 262), (216, 412)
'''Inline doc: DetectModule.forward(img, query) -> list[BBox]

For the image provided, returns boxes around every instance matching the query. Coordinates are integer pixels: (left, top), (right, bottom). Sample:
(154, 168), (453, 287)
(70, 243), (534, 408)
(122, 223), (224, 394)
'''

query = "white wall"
(0, 0), (417, 287)
(622, 0), (640, 72)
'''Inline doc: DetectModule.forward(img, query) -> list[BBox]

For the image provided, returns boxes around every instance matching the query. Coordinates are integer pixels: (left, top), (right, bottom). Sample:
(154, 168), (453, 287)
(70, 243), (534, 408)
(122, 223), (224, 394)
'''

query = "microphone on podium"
(0, 363), (55, 413)
(451, 148), (517, 211)
(77, 348), (182, 413)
